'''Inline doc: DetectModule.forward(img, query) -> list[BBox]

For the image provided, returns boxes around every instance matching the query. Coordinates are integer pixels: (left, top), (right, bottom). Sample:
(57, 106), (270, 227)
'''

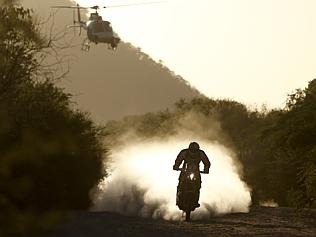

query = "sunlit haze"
(76, 0), (316, 109)
(93, 136), (251, 220)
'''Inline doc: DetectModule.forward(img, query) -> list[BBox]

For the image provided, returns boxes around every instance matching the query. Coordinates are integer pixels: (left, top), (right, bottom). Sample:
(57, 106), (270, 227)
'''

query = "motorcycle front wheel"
(185, 210), (191, 221)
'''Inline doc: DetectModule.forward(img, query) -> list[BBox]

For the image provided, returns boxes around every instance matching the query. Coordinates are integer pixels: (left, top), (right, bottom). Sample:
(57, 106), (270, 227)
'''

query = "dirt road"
(43, 206), (316, 237)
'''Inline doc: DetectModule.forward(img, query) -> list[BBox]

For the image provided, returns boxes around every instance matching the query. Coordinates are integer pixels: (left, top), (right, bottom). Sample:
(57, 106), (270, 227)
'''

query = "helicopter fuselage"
(86, 20), (118, 44)
(52, 4), (121, 50)
(81, 18), (120, 49)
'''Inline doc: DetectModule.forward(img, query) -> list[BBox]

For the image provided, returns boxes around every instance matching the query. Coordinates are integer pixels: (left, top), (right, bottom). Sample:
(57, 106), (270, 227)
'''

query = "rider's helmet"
(189, 142), (200, 152)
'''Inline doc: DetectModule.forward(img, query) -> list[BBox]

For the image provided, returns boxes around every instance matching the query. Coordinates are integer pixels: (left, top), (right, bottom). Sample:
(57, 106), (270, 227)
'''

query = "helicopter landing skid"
(107, 44), (117, 50)
(81, 39), (91, 52)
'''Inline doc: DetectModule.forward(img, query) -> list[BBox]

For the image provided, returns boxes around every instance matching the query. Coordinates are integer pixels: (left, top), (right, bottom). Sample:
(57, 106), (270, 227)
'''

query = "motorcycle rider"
(173, 142), (211, 209)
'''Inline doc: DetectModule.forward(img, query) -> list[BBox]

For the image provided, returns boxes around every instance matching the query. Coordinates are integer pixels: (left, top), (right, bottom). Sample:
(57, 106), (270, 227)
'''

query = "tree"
(103, 84), (316, 209)
(0, 4), (105, 236)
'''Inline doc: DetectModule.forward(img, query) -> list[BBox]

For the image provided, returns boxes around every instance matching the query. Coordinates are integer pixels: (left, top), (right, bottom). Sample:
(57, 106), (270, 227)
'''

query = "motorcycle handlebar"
(173, 167), (208, 174)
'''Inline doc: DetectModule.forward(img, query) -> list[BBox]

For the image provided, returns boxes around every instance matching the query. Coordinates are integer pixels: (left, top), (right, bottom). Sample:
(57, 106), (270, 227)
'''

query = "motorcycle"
(175, 167), (207, 221)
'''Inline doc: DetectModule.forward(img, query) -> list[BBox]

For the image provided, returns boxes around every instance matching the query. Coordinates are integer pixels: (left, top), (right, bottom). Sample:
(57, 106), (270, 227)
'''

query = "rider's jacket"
(173, 149), (211, 183)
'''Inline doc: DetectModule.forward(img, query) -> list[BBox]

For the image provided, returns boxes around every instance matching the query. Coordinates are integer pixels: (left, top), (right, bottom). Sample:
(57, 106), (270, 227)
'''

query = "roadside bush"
(0, 4), (105, 236)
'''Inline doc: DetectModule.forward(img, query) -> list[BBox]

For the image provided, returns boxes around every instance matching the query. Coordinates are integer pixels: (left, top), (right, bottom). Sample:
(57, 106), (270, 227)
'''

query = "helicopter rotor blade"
(103, 1), (166, 9)
(52, 2), (165, 10)
(51, 6), (88, 9)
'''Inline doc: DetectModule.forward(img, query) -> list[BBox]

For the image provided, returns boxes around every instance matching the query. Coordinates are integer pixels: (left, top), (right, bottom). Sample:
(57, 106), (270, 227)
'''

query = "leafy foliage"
(263, 80), (316, 208)
(104, 82), (316, 209)
(0, 4), (105, 236)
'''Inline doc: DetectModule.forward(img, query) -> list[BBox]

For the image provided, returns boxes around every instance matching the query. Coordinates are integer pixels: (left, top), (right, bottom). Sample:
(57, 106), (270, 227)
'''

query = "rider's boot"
(194, 189), (201, 208)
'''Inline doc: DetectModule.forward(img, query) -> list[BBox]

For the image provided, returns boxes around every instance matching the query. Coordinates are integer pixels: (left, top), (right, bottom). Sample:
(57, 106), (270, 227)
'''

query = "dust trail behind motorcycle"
(91, 135), (251, 220)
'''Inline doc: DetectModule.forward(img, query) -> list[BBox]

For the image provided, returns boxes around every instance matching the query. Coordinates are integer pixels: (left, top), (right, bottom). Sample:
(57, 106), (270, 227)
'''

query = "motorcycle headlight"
(189, 173), (194, 180)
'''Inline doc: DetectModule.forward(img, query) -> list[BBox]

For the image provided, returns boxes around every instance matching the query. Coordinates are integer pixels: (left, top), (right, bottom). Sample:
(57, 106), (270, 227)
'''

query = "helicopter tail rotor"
(52, 4), (84, 36)
(70, 4), (82, 36)
(76, 4), (82, 35)
(72, 8), (76, 35)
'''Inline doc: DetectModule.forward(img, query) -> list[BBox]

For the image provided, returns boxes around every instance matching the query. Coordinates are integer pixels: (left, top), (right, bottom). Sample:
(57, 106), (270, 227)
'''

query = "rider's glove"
(173, 165), (179, 170)
(203, 168), (209, 174)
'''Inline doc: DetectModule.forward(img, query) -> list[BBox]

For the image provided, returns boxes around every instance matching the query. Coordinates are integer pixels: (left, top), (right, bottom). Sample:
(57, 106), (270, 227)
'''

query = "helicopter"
(52, 2), (163, 51)
(52, 4), (121, 51)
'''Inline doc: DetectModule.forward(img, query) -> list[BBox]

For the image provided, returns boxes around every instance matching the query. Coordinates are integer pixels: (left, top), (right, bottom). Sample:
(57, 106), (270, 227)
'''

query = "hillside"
(22, 0), (202, 122)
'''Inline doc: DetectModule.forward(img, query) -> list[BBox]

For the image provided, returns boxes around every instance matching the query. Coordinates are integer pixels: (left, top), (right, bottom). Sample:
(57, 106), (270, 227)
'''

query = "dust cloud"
(92, 114), (252, 220)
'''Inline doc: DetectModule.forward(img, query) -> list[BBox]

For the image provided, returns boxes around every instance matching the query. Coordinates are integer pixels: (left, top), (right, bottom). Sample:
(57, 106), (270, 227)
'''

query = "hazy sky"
(76, 0), (316, 108)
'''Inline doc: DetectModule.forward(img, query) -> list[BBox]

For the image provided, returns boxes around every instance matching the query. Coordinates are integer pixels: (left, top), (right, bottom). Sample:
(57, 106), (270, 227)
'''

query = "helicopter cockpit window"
(94, 22), (105, 33)
(103, 21), (112, 31)
(89, 13), (98, 21)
